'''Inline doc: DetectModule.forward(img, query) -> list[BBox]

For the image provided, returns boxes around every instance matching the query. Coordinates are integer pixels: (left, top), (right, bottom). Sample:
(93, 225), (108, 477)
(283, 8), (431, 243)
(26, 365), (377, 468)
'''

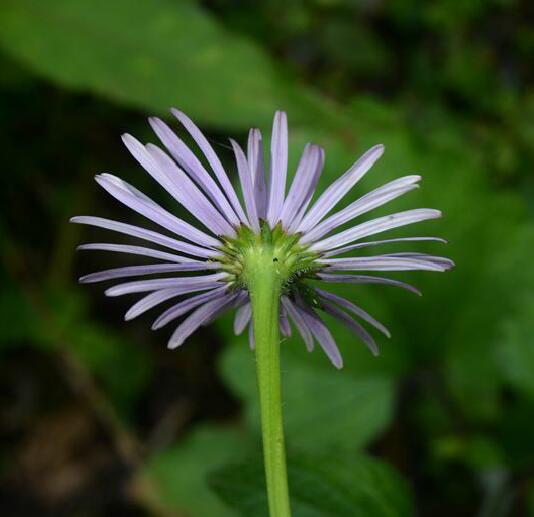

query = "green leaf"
(209, 452), (415, 517)
(0, 0), (321, 129)
(38, 287), (153, 418)
(219, 339), (394, 453)
(496, 293), (534, 401)
(0, 281), (38, 347)
(138, 425), (251, 517)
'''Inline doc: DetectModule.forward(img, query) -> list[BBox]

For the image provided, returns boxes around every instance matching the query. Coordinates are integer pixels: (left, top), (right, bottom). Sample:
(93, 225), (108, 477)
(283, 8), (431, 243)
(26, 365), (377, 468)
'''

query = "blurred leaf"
(138, 425), (250, 517)
(496, 293), (534, 400)
(209, 451), (415, 517)
(40, 287), (153, 418)
(498, 399), (534, 471)
(220, 340), (394, 453)
(0, 0), (325, 129)
(0, 281), (38, 346)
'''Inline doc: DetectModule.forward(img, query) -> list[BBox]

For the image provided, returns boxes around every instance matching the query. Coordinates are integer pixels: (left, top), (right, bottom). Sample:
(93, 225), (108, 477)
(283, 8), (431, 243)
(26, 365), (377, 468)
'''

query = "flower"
(72, 110), (453, 368)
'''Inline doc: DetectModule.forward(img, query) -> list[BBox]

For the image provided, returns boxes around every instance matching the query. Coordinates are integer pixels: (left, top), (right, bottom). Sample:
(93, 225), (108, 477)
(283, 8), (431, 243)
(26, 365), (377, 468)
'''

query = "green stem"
(246, 246), (292, 517)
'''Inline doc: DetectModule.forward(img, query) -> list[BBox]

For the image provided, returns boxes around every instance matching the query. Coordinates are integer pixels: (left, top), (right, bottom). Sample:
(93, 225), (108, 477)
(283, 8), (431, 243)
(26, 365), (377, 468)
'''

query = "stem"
(246, 247), (292, 517)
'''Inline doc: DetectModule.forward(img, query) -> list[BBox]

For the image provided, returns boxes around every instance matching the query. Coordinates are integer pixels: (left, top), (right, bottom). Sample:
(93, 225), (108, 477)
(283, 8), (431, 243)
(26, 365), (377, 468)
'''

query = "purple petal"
(317, 272), (421, 295)
(125, 286), (215, 321)
(149, 117), (241, 226)
(201, 290), (247, 327)
(382, 253), (454, 269)
(314, 288), (390, 337)
(279, 304), (292, 337)
(321, 237), (447, 258)
(295, 301), (343, 368)
(122, 134), (235, 236)
(286, 147), (325, 233)
(280, 144), (322, 228)
(300, 176), (420, 244)
(281, 296), (314, 351)
(297, 144), (385, 233)
(309, 208), (442, 252)
(168, 291), (240, 348)
(234, 302), (251, 335)
(105, 273), (227, 297)
(79, 262), (219, 284)
(71, 216), (217, 259)
(230, 139), (259, 231)
(171, 109), (248, 225)
(148, 143), (236, 236)
(77, 243), (198, 263)
(247, 128), (268, 220)
(266, 111), (288, 227)
(317, 255), (449, 272)
(152, 286), (230, 329)
(319, 299), (379, 356)
(95, 174), (220, 248)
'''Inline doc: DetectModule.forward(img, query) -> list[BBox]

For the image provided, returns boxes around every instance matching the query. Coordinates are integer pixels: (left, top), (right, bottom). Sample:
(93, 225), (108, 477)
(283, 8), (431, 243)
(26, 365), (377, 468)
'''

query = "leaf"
(38, 287), (153, 418)
(209, 451), (415, 517)
(495, 293), (534, 401)
(0, 281), (38, 347)
(0, 0), (322, 129)
(219, 338), (394, 453)
(137, 425), (250, 517)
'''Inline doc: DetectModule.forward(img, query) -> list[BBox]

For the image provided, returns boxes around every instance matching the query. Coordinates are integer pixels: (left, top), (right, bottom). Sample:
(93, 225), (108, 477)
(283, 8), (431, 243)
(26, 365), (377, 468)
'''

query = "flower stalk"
(245, 242), (292, 517)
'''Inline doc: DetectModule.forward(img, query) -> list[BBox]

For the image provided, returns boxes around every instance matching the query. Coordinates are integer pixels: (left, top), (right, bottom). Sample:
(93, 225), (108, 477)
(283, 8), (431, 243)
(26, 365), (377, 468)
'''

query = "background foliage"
(1, 0), (533, 515)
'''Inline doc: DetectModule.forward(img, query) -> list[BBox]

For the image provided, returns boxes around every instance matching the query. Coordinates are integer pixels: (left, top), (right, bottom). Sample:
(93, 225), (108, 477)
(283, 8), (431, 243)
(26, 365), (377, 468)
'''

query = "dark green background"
(1, 1), (533, 515)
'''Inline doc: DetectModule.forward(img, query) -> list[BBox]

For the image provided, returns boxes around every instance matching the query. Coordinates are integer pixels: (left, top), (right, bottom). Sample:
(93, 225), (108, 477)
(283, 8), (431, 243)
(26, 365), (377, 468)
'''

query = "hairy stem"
(246, 246), (292, 517)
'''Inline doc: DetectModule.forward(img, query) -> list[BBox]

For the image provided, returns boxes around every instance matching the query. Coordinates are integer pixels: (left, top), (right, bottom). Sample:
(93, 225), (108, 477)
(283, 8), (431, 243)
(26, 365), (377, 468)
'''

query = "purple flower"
(72, 110), (453, 368)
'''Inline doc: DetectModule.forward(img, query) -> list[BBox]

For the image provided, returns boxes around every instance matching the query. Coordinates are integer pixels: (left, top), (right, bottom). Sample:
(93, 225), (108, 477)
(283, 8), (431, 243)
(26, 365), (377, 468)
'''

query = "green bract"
(217, 222), (321, 293)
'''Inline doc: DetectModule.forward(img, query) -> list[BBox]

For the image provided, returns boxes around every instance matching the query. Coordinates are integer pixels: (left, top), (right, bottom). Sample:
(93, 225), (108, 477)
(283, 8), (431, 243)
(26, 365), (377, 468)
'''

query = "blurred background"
(1, 0), (533, 515)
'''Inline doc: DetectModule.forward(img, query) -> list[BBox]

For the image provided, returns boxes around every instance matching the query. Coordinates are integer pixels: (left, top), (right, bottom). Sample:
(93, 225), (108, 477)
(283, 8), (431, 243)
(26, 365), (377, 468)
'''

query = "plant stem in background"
(247, 245), (292, 517)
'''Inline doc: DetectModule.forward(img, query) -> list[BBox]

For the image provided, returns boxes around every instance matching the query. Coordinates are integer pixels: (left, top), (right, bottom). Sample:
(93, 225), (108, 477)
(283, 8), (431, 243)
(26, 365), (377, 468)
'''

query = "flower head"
(72, 110), (453, 368)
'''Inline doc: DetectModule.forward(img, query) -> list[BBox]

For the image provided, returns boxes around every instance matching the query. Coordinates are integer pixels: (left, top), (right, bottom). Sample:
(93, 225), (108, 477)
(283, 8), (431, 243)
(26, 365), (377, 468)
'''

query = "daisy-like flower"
(72, 109), (453, 369)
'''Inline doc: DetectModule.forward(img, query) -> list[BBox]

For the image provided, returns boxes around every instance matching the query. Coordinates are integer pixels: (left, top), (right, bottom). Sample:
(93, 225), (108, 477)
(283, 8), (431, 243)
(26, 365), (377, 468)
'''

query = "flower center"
(216, 222), (320, 292)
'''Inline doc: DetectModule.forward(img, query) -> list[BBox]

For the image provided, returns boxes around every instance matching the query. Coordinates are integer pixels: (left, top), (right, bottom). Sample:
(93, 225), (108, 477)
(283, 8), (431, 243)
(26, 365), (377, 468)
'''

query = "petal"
(230, 139), (259, 231)
(234, 302), (251, 335)
(281, 296), (314, 351)
(77, 243), (198, 263)
(123, 134), (234, 236)
(168, 291), (240, 348)
(105, 273), (227, 297)
(71, 216), (216, 259)
(280, 144), (322, 228)
(314, 288), (390, 337)
(382, 253), (454, 269)
(95, 174), (220, 248)
(300, 176), (420, 244)
(248, 321), (255, 350)
(319, 299), (379, 356)
(266, 111), (289, 227)
(125, 286), (215, 321)
(297, 144), (385, 233)
(321, 237), (447, 258)
(201, 290), (247, 327)
(309, 208), (442, 252)
(317, 255), (449, 272)
(294, 299), (343, 368)
(317, 272), (421, 295)
(286, 146), (325, 233)
(79, 262), (219, 284)
(279, 304), (292, 337)
(148, 143), (236, 236)
(171, 109), (248, 225)
(149, 117), (241, 226)
(152, 286), (230, 329)
(247, 128), (268, 220)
